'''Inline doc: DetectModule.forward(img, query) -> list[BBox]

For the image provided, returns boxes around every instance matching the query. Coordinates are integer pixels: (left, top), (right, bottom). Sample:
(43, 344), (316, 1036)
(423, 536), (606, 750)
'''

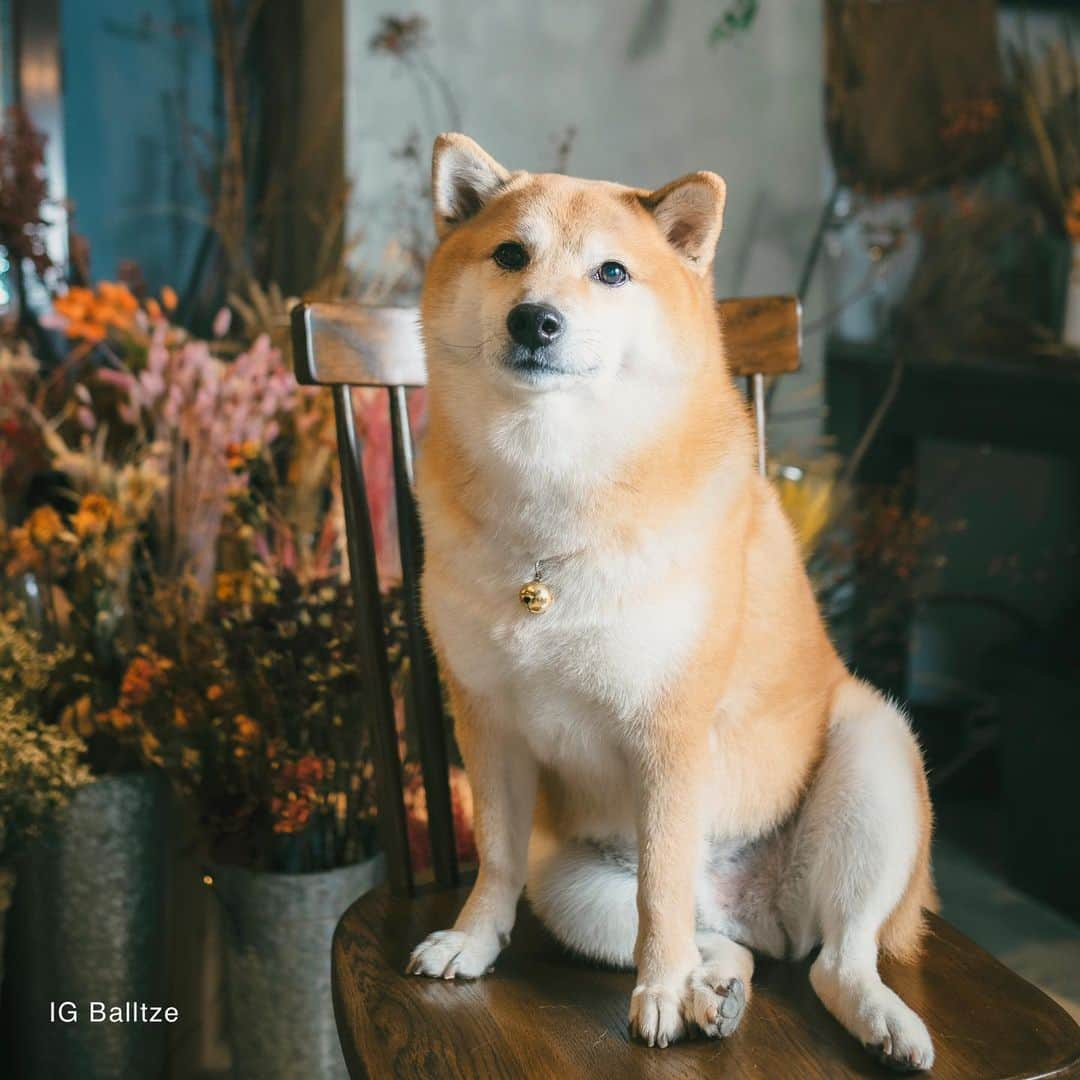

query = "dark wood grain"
(292, 303), (427, 387)
(718, 294), (802, 377)
(332, 885), (1080, 1080)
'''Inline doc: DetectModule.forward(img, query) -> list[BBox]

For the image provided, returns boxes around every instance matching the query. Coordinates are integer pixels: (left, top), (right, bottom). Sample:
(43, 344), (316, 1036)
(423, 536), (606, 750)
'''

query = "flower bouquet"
(0, 622), (89, 987)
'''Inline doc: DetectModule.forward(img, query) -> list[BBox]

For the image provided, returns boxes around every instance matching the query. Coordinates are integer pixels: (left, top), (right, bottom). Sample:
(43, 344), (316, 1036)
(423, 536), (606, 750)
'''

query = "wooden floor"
(332, 885), (1080, 1079)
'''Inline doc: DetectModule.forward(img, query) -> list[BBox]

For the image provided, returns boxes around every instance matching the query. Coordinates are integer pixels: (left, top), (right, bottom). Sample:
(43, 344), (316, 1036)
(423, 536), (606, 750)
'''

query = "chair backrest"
(291, 295), (801, 895)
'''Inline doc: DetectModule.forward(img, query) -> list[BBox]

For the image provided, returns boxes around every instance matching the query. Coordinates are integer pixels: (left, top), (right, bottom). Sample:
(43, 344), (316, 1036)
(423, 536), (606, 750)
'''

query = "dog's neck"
(421, 352), (753, 558)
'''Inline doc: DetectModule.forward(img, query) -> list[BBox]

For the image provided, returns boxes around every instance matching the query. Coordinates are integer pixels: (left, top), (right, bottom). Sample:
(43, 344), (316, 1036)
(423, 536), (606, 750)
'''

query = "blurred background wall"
(60, 0), (215, 292)
(344, 0), (830, 450)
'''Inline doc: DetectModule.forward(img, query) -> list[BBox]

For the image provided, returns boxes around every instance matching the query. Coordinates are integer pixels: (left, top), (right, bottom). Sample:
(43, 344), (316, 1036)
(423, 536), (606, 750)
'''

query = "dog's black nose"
(507, 303), (565, 350)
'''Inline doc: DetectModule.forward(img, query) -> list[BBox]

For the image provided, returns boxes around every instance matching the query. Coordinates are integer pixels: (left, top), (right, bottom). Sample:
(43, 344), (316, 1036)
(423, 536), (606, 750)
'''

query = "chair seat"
(332, 883), (1080, 1079)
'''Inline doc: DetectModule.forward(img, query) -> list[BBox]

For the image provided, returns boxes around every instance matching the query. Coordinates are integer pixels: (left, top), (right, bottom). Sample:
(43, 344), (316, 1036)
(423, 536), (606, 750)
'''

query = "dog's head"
(420, 134), (728, 479)
(421, 133), (726, 383)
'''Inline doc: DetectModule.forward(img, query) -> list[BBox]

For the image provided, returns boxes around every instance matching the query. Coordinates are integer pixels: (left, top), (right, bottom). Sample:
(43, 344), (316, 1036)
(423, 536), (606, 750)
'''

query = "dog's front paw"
(861, 1004), (934, 1073)
(687, 966), (747, 1038)
(628, 983), (686, 1048)
(406, 928), (502, 980)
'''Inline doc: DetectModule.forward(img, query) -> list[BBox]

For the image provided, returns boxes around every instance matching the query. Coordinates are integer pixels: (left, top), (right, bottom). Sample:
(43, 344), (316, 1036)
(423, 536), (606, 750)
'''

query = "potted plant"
(3, 271), (472, 1075)
(1006, 33), (1080, 347)
(0, 622), (89, 992)
(37, 283), (421, 1077)
(0, 292), (184, 1077)
(126, 570), (390, 1080)
(0, 275), (305, 1073)
(102, 376), (417, 1077)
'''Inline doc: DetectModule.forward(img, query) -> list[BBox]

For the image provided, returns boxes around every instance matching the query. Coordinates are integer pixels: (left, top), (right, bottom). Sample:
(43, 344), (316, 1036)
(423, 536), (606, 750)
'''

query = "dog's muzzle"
(503, 302), (581, 378)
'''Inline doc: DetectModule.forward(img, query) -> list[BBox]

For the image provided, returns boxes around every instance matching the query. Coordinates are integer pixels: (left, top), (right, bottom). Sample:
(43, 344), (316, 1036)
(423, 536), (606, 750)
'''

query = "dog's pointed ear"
(641, 172), (726, 274)
(432, 133), (511, 238)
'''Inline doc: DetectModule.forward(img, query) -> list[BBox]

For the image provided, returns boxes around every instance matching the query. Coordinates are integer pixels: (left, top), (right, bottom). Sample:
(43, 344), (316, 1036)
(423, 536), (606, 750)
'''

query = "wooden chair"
(291, 297), (1080, 1079)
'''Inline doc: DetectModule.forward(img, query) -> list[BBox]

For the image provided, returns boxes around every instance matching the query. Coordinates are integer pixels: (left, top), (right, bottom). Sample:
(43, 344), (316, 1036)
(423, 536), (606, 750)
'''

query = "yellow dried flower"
(139, 731), (163, 766)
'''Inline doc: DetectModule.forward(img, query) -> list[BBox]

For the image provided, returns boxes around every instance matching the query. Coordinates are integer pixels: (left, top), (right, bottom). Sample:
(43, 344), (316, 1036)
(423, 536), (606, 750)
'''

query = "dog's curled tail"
(527, 840), (639, 969)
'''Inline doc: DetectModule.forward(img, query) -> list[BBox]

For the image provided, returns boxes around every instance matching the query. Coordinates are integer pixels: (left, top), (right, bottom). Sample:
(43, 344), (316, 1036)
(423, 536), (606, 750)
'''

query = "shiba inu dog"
(408, 133), (936, 1070)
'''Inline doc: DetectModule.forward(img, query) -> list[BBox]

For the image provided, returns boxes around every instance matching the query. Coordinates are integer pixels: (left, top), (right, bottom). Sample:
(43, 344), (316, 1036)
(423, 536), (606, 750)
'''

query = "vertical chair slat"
(332, 385), (414, 895)
(748, 372), (767, 477)
(388, 386), (459, 889)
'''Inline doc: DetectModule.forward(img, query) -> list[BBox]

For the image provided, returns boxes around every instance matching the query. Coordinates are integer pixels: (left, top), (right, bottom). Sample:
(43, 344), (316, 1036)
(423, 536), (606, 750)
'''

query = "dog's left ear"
(642, 172), (726, 275)
(431, 133), (511, 238)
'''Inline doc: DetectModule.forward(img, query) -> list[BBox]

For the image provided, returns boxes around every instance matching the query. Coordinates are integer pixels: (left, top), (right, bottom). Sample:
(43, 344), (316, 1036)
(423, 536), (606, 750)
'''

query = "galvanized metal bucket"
(0, 864), (15, 991)
(210, 854), (385, 1080)
(4, 771), (170, 1079)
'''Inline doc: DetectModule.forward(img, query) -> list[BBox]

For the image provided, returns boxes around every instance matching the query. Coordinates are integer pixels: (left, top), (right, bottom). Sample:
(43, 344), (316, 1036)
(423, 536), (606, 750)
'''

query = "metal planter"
(211, 854), (385, 1080)
(4, 771), (170, 1079)
(0, 864), (15, 991)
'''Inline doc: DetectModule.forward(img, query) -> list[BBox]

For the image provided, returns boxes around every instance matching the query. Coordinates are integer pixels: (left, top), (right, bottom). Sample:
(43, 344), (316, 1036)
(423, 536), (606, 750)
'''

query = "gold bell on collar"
(519, 579), (553, 614)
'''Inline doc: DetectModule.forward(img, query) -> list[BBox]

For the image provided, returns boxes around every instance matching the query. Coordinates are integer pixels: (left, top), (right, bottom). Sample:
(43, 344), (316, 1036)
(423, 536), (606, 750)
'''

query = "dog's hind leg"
(684, 931), (754, 1038)
(526, 839), (639, 968)
(788, 678), (935, 1072)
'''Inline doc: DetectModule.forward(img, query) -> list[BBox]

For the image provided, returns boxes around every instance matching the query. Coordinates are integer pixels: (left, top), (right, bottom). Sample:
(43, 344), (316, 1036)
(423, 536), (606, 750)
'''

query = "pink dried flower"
(212, 306), (232, 338)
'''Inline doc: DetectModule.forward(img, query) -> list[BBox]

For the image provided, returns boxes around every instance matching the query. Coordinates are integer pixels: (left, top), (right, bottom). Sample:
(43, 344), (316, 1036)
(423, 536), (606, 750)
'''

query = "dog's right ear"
(431, 134), (510, 238)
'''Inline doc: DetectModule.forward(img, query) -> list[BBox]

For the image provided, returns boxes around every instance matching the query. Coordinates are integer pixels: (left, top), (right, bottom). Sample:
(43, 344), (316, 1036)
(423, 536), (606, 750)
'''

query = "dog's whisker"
(434, 334), (497, 353)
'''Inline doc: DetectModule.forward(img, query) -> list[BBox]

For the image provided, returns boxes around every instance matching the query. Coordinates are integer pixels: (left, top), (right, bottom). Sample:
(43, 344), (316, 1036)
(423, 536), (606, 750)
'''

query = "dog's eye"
(492, 242), (529, 271)
(596, 261), (629, 287)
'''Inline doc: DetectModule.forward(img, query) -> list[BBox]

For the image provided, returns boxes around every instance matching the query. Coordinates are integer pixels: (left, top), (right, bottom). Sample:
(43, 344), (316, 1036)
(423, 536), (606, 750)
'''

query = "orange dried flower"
(53, 281), (140, 342)
(27, 505), (64, 546)
(53, 289), (92, 320)
(1066, 188), (1080, 241)
(71, 493), (114, 538)
(233, 714), (260, 744)
(103, 707), (134, 732)
(272, 793), (314, 834)
(225, 440), (260, 472)
(216, 570), (254, 606)
(65, 319), (108, 343)
(120, 656), (158, 707)
(295, 755), (325, 785)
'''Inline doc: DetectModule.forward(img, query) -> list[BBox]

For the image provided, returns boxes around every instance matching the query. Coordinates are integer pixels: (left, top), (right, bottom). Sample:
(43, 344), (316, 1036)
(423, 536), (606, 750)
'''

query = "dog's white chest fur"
(422, 501), (712, 765)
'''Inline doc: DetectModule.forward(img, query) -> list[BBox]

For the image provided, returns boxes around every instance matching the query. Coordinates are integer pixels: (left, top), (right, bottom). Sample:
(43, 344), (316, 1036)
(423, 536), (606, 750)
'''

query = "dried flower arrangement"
(773, 453), (938, 692)
(1007, 31), (1080, 240)
(0, 105), (55, 285)
(0, 623), (90, 861)
(0, 277), (446, 871)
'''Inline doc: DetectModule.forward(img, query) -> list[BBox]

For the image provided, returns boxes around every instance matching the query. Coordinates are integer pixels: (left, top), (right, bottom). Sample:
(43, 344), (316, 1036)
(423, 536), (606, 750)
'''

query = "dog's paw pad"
(629, 984), (685, 1048)
(406, 928), (500, 980)
(688, 969), (747, 1038)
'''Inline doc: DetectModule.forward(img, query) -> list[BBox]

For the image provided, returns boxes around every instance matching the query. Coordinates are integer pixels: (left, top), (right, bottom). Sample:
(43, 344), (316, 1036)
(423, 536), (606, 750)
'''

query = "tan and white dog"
(408, 133), (936, 1071)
